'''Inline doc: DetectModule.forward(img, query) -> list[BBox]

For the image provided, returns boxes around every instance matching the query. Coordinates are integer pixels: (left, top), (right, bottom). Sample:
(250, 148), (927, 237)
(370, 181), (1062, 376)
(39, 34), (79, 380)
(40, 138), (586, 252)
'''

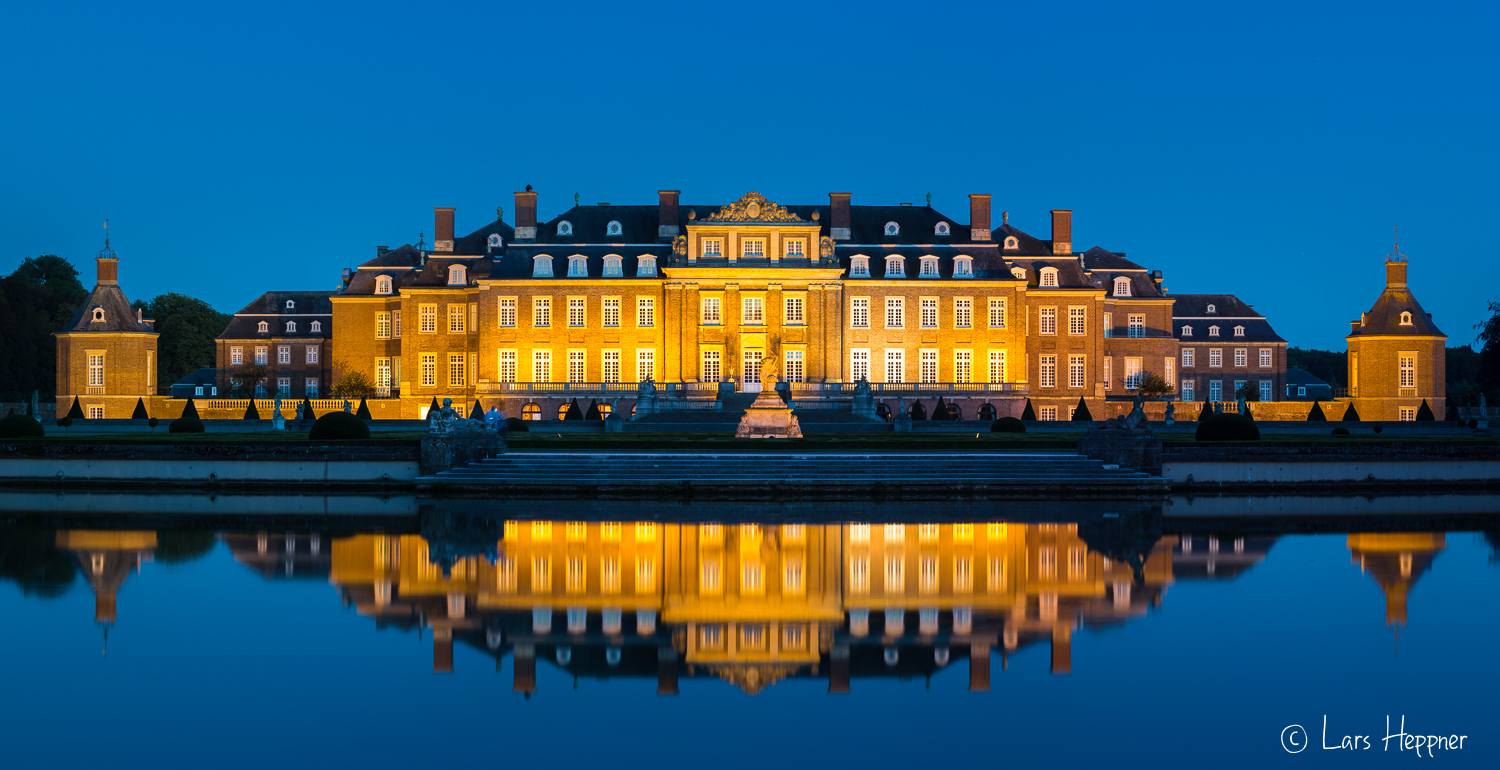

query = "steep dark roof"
(1083, 248), (1164, 298)
(219, 291), (334, 340)
(531, 201), (983, 245)
(60, 285), (152, 333)
(1173, 294), (1285, 343)
(452, 216), (515, 255)
(1347, 281), (1445, 338)
(1081, 246), (1144, 271)
(172, 367), (219, 388)
(997, 223), (1054, 255)
(839, 247), (1013, 281)
(1014, 257), (1093, 289)
(1285, 368), (1330, 387)
(1171, 293), (1260, 318)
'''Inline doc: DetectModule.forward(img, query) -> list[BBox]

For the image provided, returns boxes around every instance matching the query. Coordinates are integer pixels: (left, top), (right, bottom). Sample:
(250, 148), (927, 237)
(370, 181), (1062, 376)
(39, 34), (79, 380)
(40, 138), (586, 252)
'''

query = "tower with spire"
(1344, 227), (1447, 421)
(53, 221), (161, 418)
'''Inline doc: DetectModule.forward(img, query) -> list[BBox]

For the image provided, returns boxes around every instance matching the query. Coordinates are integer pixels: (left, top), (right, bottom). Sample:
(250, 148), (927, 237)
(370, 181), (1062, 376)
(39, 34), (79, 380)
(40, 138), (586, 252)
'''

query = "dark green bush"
(1415, 400), (1435, 421)
(148, 417), (159, 429)
(181, 398), (201, 420)
(505, 417), (528, 432)
(1332, 427), (1350, 435)
(1071, 397), (1093, 421)
(468, 400), (485, 420)
(67, 397), (84, 419)
(990, 416), (1026, 433)
(1194, 413), (1260, 441)
(564, 397), (584, 421)
(1468, 418), (1480, 430)
(243, 400), (261, 420)
(131, 398), (149, 420)
(169, 416), (205, 433)
(0, 413), (45, 438)
(299, 398), (315, 421)
(1373, 425), (1383, 434)
(1444, 404), (1460, 422)
(1307, 400), (1327, 421)
(1019, 399), (1036, 421)
(309, 411), (370, 440)
(356, 398), (372, 420)
(57, 416), (73, 431)
(1341, 403), (1361, 422)
(585, 401), (602, 420)
(1198, 396), (1213, 421)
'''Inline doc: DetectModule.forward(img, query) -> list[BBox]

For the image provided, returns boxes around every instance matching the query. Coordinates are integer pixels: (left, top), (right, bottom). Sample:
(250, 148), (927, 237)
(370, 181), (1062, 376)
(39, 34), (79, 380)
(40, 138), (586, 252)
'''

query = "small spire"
(98, 219), (118, 260)
(1002, 210), (1009, 225)
(1386, 224), (1407, 263)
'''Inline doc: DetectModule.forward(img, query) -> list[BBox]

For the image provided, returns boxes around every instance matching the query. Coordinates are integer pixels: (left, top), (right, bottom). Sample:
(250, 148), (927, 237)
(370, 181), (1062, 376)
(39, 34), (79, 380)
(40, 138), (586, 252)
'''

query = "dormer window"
(919, 256), (939, 277)
(1206, 303), (1217, 314)
(1233, 325), (1245, 337)
(448, 265), (466, 285)
(1039, 267), (1059, 287)
(375, 276), (392, 295)
(1113, 277), (1131, 297)
(532, 255), (554, 278)
(1181, 325), (1193, 337)
(1400, 311), (1413, 325)
(285, 300), (295, 310)
(884, 222), (900, 236)
(286, 321), (297, 333)
(257, 321), (269, 333)
(850, 256), (870, 277)
(934, 221), (951, 236)
(1209, 325), (1221, 337)
(557, 221), (573, 237)
(1004, 236), (1018, 249)
(606, 220), (623, 237)
(1011, 267), (1026, 280)
(91, 308), (104, 322)
(636, 256), (657, 277)
(884, 256), (905, 277)
(953, 256), (973, 277)
(603, 255), (623, 277)
(310, 321), (322, 332)
(567, 256), (588, 277)
(487, 233), (503, 248)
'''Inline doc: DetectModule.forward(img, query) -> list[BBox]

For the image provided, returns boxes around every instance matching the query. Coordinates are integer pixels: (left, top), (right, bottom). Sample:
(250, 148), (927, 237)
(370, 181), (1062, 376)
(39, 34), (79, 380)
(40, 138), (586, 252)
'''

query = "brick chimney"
(434, 207), (455, 252)
(1386, 260), (1408, 288)
(969, 643), (991, 692)
(433, 628), (454, 673)
(1050, 625), (1072, 674)
(657, 647), (680, 696)
(96, 257), (119, 286)
(515, 188), (538, 242)
(969, 194), (992, 241)
(658, 190), (680, 242)
(829, 193), (852, 241)
(1051, 209), (1073, 254)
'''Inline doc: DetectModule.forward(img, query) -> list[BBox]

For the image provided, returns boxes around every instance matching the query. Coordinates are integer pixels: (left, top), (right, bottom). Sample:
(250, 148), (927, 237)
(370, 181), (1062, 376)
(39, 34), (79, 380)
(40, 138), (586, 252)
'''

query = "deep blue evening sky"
(2, 0), (1495, 350)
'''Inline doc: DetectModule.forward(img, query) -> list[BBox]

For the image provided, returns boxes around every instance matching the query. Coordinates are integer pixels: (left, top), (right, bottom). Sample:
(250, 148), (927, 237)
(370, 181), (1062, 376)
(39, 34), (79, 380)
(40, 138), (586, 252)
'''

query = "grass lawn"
(2, 430), (425, 447)
(505, 432), (1084, 452)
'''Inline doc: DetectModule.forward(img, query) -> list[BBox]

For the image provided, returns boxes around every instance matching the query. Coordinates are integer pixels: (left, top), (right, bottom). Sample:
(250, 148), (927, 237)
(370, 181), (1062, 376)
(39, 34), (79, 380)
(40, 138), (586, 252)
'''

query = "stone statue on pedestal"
(29, 390), (39, 418)
(272, 398), (286, 431)
(343, 399), (353, 413)
(1164, 400), (1176, 426)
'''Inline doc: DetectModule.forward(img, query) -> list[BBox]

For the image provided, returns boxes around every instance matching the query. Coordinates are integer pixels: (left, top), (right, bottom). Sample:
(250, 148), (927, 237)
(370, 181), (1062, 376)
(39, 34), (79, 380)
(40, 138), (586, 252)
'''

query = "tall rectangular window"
(87, 354), (104, 386)
(568, 298), (586, 327)
(785, 350), (804, 383)
(784, 296), (804, 325)
(277, 377), (291, 396)
(568, 350), (586, 383)
(637, 297), (655, 328)
(637, 349), (654, 382)
(533, 350), (551, 382)
(393, 310), (401, 338)
(1128, 314), (1145, 338)
(1164, 357), (1173, 386)
(742, 297), (764, 325)
(1209, 380), (1222, 401)
(1181, 379), (1195, 401)
(496, 351), (516, 383)
(955, 350), (972, 383)
(376, 312), (391, 339)
(419, 305), (437, 334)
(375, 358), (391, 388)
(420, 353), (436, 387)
(989, 350), (1006, 383)
(885, 349), (904, 383)
(1399, 354), (1415, 388)
(1259, 380), (1273, 402)
(1234, 348), (1247, 367)
(1234, 380), (1247, 399)
(920, 349), (938, 383)
(700, 350), (720, 382)
(448, 354), (466, 387)
(305, 346), (318, 364)
(1259, 348), (1271, 367)
(277, 345), (291, 364)
(1210, 348), (1222, 367)
(702, 297), (722, 324)
(851, 349), (870, 382)
(1039, 307), (1056, 335)
(1069, 355), (1086, 388)
(602, 297), (620, 327)
(603, 350), (620, 383)
(469, 303), (478, 332)
(953, 299), (971, 329)
(1068, 307), (1086, 336)
(1183, 348), (1195, 367)
(989, 298), (1007, 328)
(1125, 357), (1142, 389)
(885, 298), (904, 329)
(1103, 312), (1113, 338)
(498, 298), (517, 327)
(920, 298), (938, 328)
(255, 346), (267, 365)
(1105, 356), (1112, 390)
(852, 298), (870, 328)
(533, 298), (551, 328)
(230, 347), (243, 365)
(305, 377), (319, 397)
(1040, 355), (1056, 388)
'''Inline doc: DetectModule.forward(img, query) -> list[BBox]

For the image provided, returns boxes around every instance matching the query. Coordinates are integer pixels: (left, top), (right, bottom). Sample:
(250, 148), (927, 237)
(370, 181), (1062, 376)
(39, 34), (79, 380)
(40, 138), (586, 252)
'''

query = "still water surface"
(2, 493), (1497, 768)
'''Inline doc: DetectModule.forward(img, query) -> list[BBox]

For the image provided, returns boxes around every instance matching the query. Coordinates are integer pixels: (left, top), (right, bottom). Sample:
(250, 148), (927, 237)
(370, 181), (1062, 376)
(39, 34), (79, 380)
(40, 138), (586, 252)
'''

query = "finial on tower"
(97, 219), (118, 261)
(1386, 224), (1407, 263)
(1002, 211), (1009, 225)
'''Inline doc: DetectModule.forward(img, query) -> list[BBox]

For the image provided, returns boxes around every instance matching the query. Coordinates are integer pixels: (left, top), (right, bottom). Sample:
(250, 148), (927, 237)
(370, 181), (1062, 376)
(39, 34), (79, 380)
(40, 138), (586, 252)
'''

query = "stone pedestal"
(1078, 428), (1161, 475)
(604, 413), (625, 433)
(421, 417), (504, 475)
(892, 414), (913, 433)
(735, 391), (802, 439)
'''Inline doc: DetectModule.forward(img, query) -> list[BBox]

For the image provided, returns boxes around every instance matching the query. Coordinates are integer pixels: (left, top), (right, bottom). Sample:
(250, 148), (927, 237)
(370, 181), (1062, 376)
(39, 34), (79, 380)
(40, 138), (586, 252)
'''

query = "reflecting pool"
(2, 493), (1497, 767)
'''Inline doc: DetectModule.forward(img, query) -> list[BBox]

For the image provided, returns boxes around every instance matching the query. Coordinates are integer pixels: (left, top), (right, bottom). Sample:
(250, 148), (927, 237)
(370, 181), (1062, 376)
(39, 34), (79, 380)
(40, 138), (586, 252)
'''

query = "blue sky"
(2, 0), (1495, 350)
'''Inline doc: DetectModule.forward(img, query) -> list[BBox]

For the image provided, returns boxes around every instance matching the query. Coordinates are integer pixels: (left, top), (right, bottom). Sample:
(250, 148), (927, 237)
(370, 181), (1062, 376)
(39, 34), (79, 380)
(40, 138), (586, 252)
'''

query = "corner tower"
(54, 223), (160, 418)
(1345, 230), (1445, 421)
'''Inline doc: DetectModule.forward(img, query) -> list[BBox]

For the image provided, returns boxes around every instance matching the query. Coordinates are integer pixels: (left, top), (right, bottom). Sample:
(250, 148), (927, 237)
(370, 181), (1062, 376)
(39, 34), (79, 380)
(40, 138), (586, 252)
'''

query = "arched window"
(1113, 277), (1131, 297)
(884, 222), (900, 236)
(884, 256), (905, 277)
(532, 255), (554, 277)
(91, 308), (104, 322)
(850, 256), (870, 277)
(286, 300), (295, 310)
(978, 403), (996, 421)
(1039, 267), (1059, 287)
(257, 321), (269, 333)
(1181, 325), (1193, 337)
(636, 256), (657, 277)
(310, 321), (322, 332)
(557, 221), (573, 237)
(1209, 325), (1221, 337)
(375, 276), (392, 295)
(1233, 325), (1245, 337)
(1011, 267), (1026, 280)
(1004, 236), (1018, 249)
(603, 255), (623, 277)
(934, 221), (951, 236)
(953, 256), (973, 277)
(557, 402), (573, 420)
(567, 256), (588, 277)
(1400, 311), (1413, 325)
(919, 256), (939, 277)
(448, 265), (466, 285)
(522, 403), (541, 420)
(286, 321), (297, 333)
(606, 220), (623, 237)
(1206, 303), (1217, 314)
(487, 232), (503, 248)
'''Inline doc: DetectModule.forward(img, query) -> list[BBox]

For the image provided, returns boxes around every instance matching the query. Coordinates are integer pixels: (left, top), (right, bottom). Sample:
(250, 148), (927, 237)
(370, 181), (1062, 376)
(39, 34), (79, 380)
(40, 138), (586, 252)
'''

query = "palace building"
(53, 229), (159, 419)
(1345, 235), (1446, 420)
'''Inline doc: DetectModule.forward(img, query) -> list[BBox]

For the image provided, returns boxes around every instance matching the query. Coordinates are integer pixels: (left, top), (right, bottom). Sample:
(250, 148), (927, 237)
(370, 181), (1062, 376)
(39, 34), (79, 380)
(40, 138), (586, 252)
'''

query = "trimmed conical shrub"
(131, 398), (149, 420)
(1020, 398), (1036, 421)
(1071, 397), (1093, 421)
(565, 397), (583, 420)
(1341, 402), (1361, 422)
(933, 396), (951, 421)
(181, 398), (200, 420)
(300, 398), (315, 421)
(1444, 403), (1460, 422)
(427, 396), (441, 419)
(1415, 399), (1435, 421)
(585, 400), (601, 420)
(469, 400), (485, 420)
(67, 397), (84, 419)
(1198, 396), (1212, 421)
(243, 400), (261, 420)
(1307, 400), (1327, 421)
(356, 397), (372, 420)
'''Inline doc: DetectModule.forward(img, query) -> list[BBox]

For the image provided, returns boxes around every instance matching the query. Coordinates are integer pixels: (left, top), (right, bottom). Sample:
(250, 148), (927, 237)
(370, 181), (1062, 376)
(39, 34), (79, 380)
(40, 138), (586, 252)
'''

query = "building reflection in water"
(1346, 533), (1446, 629)
(54, 531), (157, 628)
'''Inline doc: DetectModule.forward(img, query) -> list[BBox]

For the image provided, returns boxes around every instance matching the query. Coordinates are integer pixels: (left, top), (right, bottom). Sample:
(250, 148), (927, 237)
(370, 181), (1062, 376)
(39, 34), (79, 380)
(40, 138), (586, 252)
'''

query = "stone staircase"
(419, 452), (1169, 497)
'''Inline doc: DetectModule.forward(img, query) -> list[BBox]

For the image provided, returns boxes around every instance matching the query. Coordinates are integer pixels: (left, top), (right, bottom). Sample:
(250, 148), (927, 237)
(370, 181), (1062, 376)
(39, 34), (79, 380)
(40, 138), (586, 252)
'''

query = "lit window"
(785, 296), (805, 325)
(954, 350), (971, 383)
(885, 297), (904, 329)
(1011, 267), (1026, 280)
(285, 321), (296, 333)
(953, 256), (973, 277)
(743, 297), (764, 325)
(920, 298), (938, 328)
(1125, 357), (1142, 389)
(954, 299), (972, 328)
(606, 220), (622, 237)
(1181, 325), (1193, 337)
(743, 239), (765, 257)
(701, 297), (722, 325)
(602, 297), (620, 327)
(448, 265), (466, 285)
(920, 349), (937, 383)
(533, 298), (551, 328)
(87, 354), (104, 386)
(376, 312), (391, 339)
(449, 354), (466, 387)
(1069, 307), (1086, 335)
(568, 256), (587, 277)
(254, 346), (267, 365)
(785, 239), (805, 257)
(700, 350), (720, 382)
(702, 239), (722, 258)
(1399, 355), (1415, 388)
(850, 256), (870, 277)
(498, 298), (517, 327)
(277, 345), (290, 364)
(532, 351), (551, 382)
(1234, 348), (1247, 367)
(1039, 355), (1056, 388)
(637, 349), (654, 382)
(1113, 277), (1131, 297)
(557, 220), (573, 236)
(636, 256), (657, 277)
(885, 256), (905, 277)
(851, 348), (870, 383)
(568, 350), (585, 383)
(532, 255), (554, 277)
(1400, 311), (1412, 325)
(851, 298), (869, 328)
(885, 349), (905, 383)
(1399, 407), (1415, 421)
(375, 276), (392, 294)
(920, 257), (939, 277)
(935, 221), (951, 236)
(602, 350), (620, 382)
(1182, 348), (1195, 367)
(636, 297), (655, 328)
(989, 299), (1006, 328)
(1128, 314), (1144, 338)
(784, 349), (804, 382)
(448, 304), (466, 333)
(257, 321), (269, 333)
(1039, 307), (1056, 335)
(230, 347), (243, 365)
(1209, 325), (1221, 337)
(568, 298), (586, 327)
(884, 221), (900, 236)
(1004, 236), (1018, 249)
(1040, 267), (1058, 287)
(1234, 325), (1245, 337)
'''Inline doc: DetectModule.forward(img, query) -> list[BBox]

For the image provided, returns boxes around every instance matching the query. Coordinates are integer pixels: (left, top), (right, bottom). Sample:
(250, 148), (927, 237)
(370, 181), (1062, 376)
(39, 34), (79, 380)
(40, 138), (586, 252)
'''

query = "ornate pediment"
(703, 663), (800, 695)
(703, 192), (804, 223)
